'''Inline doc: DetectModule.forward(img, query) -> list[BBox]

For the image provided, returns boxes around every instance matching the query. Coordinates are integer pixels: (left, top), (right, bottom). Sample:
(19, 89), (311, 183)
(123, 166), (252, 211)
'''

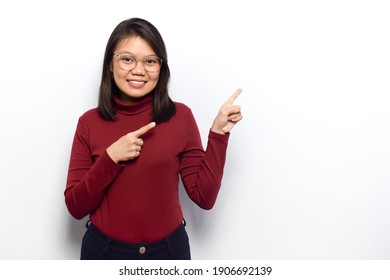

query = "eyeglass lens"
(116, 54), (161, 72)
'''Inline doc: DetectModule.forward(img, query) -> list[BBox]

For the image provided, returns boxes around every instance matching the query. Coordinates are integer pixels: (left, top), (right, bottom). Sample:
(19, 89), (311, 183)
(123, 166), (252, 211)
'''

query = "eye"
(145, 57), (159, 65)
(121, 55), (135, 64)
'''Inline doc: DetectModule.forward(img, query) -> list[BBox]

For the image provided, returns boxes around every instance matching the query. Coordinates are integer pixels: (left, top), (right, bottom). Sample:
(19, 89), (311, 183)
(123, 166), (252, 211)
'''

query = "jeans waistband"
(87, 220), (186, 251)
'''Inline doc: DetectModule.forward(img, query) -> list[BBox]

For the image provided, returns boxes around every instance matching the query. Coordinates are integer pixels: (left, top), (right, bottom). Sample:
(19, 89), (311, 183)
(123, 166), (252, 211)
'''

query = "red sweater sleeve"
(179, 112), (229, 210)
(64, 118), (123, 219)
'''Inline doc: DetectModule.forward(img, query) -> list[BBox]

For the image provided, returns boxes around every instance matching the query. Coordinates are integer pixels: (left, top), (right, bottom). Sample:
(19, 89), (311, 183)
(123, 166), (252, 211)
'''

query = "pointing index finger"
(226, 88), (242, 105)
(134, 122), (156, 137)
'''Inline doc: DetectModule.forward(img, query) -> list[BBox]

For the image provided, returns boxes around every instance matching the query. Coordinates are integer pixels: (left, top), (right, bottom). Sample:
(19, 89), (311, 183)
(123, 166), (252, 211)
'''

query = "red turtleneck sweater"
(65, 95), (229, 243)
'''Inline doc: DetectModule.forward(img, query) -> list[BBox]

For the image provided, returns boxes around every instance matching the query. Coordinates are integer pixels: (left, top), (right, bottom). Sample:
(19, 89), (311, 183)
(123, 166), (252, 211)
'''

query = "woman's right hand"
(106, 122), (156, 163)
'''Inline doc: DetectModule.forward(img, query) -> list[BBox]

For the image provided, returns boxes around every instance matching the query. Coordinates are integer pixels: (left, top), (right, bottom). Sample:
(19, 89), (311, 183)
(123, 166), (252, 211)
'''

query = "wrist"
(106, 148), (119, 164)
(210, 127), (227, 135)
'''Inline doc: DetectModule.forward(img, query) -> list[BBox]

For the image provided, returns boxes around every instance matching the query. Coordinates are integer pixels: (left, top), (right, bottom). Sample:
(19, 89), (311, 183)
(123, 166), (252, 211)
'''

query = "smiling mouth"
(127, 80), (146, 85)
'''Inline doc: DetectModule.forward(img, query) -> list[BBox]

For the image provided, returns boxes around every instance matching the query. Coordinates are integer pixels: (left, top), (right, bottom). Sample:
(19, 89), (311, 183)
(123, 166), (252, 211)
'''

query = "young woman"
(65, 18), (242, 260)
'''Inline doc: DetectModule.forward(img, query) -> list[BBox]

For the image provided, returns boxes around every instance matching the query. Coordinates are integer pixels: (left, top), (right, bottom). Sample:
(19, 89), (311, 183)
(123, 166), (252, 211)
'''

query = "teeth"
(129, 80), (145, 84)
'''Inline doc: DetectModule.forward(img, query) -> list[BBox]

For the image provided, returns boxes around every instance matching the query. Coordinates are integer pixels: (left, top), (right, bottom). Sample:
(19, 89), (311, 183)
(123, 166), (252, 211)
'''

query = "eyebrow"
(115, 51), (158, 57)
(116, 51), (132, 55)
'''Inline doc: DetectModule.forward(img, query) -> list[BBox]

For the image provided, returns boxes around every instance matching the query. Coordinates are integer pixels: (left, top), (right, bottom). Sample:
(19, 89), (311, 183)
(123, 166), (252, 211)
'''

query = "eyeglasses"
(113, 53), (162, 73)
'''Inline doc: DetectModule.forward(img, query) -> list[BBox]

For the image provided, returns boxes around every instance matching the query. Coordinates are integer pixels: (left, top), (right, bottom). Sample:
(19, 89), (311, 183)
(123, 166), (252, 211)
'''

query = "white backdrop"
(0, 0), (389, 259)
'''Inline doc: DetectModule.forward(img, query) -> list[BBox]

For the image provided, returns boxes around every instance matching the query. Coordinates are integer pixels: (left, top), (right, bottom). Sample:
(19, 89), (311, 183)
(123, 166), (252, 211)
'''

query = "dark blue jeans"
(80, 221), (191, 260)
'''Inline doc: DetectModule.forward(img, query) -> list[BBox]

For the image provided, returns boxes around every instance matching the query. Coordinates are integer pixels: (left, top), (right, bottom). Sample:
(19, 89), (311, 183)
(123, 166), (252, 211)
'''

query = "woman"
(65, 18), (242, 260)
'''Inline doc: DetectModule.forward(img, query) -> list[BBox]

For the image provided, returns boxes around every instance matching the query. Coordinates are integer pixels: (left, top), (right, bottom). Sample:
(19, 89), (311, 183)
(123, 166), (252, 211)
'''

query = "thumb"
(133, 122), (156, 137)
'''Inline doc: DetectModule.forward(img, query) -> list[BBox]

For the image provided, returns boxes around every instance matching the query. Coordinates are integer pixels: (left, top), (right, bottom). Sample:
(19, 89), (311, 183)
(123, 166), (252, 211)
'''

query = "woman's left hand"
(211, 88), (243, 135)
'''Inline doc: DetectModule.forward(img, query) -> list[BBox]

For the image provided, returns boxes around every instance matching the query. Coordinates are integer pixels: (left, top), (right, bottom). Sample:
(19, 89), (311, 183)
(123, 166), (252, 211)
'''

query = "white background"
(0, 0), (389, 259)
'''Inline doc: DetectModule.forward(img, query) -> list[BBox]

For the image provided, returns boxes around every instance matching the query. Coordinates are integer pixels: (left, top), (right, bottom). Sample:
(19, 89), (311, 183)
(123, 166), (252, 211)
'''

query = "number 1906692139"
(212, 266), (272, 276)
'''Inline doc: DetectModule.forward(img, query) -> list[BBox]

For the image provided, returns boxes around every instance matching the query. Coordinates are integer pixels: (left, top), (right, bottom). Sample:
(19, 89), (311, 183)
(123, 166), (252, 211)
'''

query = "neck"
(118, 93), (149, 105)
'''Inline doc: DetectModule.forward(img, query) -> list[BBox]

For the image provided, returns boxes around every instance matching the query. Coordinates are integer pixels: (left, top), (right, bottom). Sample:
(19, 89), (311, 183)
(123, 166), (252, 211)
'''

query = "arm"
(65, 119), (156, 219)
(64, 119), (124, 219)
(180, 89), (243, 209)
(180, 124), (230, 210)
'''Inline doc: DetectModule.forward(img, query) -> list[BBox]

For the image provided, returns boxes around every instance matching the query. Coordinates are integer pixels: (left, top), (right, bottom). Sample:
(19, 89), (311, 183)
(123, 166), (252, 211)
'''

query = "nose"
(131, 59), (146, 75)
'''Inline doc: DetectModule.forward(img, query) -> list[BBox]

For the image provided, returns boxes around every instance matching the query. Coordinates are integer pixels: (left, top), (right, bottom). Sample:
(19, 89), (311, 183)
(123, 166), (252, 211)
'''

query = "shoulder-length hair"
(98, 18), (176, 123)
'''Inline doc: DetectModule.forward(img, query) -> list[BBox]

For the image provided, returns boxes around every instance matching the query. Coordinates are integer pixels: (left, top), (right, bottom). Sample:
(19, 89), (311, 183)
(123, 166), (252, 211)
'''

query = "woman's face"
(112, 36), (160, 103)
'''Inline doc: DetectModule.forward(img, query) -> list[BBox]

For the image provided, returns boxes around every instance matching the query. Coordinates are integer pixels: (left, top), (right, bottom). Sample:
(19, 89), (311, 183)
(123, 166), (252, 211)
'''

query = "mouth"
(127, 80), (146, 85)
(127, 80), (146, 88)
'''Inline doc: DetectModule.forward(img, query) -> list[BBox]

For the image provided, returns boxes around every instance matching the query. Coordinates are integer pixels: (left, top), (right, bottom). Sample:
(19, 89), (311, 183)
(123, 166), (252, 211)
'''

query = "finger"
(225, 105), (241, 115)
(228, 112), (242, 121)
(229, 114), (243, 122)
(131, 144), (142, 152)
(228, 110), (242, 118)
(135, 138), (144, 146)
(226, 88), (242, 105)
(133, 122), (156, 137)
(132, 151), (140, 159)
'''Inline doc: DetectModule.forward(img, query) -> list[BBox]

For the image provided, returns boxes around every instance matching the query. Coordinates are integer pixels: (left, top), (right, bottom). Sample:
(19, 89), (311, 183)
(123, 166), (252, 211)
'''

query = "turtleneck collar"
(114, 94), (153, 116)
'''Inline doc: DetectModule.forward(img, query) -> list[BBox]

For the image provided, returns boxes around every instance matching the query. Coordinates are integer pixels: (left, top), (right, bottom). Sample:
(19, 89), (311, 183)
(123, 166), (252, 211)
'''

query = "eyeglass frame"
(112, 53), (163, 73)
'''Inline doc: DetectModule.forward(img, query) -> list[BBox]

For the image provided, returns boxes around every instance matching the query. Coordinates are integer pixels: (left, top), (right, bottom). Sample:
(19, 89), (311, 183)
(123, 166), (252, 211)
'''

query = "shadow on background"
(64, 215), (89, 259)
